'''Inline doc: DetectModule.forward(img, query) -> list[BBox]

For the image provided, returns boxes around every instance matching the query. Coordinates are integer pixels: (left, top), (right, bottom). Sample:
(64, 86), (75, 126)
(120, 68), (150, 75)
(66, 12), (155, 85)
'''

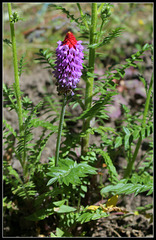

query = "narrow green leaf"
(123, 126), (131, 135)
(132, 129), (140, 140)
(53, 199), (67, 207)
(139, 75), (147, 94)
(116, 68), (125, 78)
(142, 43), (151, 51)
(115, 136), (122, 148)
(47, 177), (57, 186)
(55, 205), (76, 213)
(124, 134), (130, 151)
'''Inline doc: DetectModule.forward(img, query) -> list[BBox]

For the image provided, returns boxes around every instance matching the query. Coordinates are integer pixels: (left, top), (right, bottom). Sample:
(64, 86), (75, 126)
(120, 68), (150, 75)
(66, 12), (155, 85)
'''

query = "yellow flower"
(106, 194), (118, 207)
(86, 195), (128, 214)
(86, 205), (99, 211)
(138, 19), (144, 25)
(134, 210), (139, 215)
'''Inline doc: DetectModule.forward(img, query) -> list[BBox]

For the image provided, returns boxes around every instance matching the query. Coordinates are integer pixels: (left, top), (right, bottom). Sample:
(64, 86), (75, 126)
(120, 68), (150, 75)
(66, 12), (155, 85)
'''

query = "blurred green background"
(3, 3), (153, 72)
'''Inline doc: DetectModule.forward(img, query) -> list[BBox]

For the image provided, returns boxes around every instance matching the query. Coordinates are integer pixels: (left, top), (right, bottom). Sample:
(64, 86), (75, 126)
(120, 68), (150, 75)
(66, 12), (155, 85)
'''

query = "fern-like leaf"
(3, 38), (12, 47)
(50, 4), (82, 26)
(35, 49), (55, 69)
(76, 96), (112, 121)
(29, 131), (54, 166)
(88, 27), (124, 49)
(47, 158), (97, 186)
(76, 209), (109, 224)
(15, 129), (33, 162)
(12, 181), (37, 199)
(101, 180), (153, 197)
(18, 53), (27, 77)
(3, 84), (17, 111)
(30, 119), (58, 131)
(96, 149), (119, 183)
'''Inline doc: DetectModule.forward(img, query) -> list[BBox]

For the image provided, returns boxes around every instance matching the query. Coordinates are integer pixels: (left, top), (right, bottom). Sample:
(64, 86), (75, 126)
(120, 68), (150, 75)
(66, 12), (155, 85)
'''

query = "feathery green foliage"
(47, 158), (97, 186)
(3, 3), (153, 237)
(35, 49), (55, 69)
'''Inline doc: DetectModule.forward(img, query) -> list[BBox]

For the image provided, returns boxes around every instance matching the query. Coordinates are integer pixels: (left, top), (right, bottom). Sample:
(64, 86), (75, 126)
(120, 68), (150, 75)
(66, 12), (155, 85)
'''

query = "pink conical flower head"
(53, 32), (84, 95)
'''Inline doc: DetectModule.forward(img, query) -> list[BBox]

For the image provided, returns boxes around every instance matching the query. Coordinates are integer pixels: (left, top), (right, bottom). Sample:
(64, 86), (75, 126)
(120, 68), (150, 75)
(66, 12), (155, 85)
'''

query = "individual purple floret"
(53, 32), (84, 95)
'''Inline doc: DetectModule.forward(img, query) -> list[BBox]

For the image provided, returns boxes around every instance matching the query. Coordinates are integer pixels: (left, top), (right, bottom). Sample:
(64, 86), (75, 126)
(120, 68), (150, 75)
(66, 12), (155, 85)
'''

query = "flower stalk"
(7, 3), (23, 134)
(55, 95), (67, 167)
(7, 3), (30, 182)
(81, 3), (97, 155)
(124, 73), (153, 178)
(53, 32), (84, 166)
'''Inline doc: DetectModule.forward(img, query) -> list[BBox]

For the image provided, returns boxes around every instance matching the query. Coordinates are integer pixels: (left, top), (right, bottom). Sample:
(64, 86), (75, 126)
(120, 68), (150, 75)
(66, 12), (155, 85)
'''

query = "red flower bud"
(62, 32), (77, 49)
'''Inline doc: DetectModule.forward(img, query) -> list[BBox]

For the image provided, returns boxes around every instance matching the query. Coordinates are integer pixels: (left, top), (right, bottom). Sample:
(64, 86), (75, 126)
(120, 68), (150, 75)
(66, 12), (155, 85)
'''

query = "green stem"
(81, 3), (97, 156)
(142, 73), (153, 127)
(97, 3), (105, 14)
(77, 3), (89, 30)
(124, 73), (153, 178)
(97, 19), (104, 43)
(55, 95), (67, 167)
(77, 193), (81, 213)
(7, 3), (23, 134)
(8, 3), (29, 181)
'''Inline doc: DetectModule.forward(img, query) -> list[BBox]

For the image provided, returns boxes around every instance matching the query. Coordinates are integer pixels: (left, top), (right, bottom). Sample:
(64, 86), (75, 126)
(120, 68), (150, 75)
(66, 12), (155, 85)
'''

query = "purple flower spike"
(53, 32), (84, 95)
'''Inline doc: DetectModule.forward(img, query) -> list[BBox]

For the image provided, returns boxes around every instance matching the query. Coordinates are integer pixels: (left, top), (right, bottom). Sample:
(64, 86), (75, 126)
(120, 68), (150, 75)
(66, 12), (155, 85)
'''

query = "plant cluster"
(3, 3), (153, 237)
